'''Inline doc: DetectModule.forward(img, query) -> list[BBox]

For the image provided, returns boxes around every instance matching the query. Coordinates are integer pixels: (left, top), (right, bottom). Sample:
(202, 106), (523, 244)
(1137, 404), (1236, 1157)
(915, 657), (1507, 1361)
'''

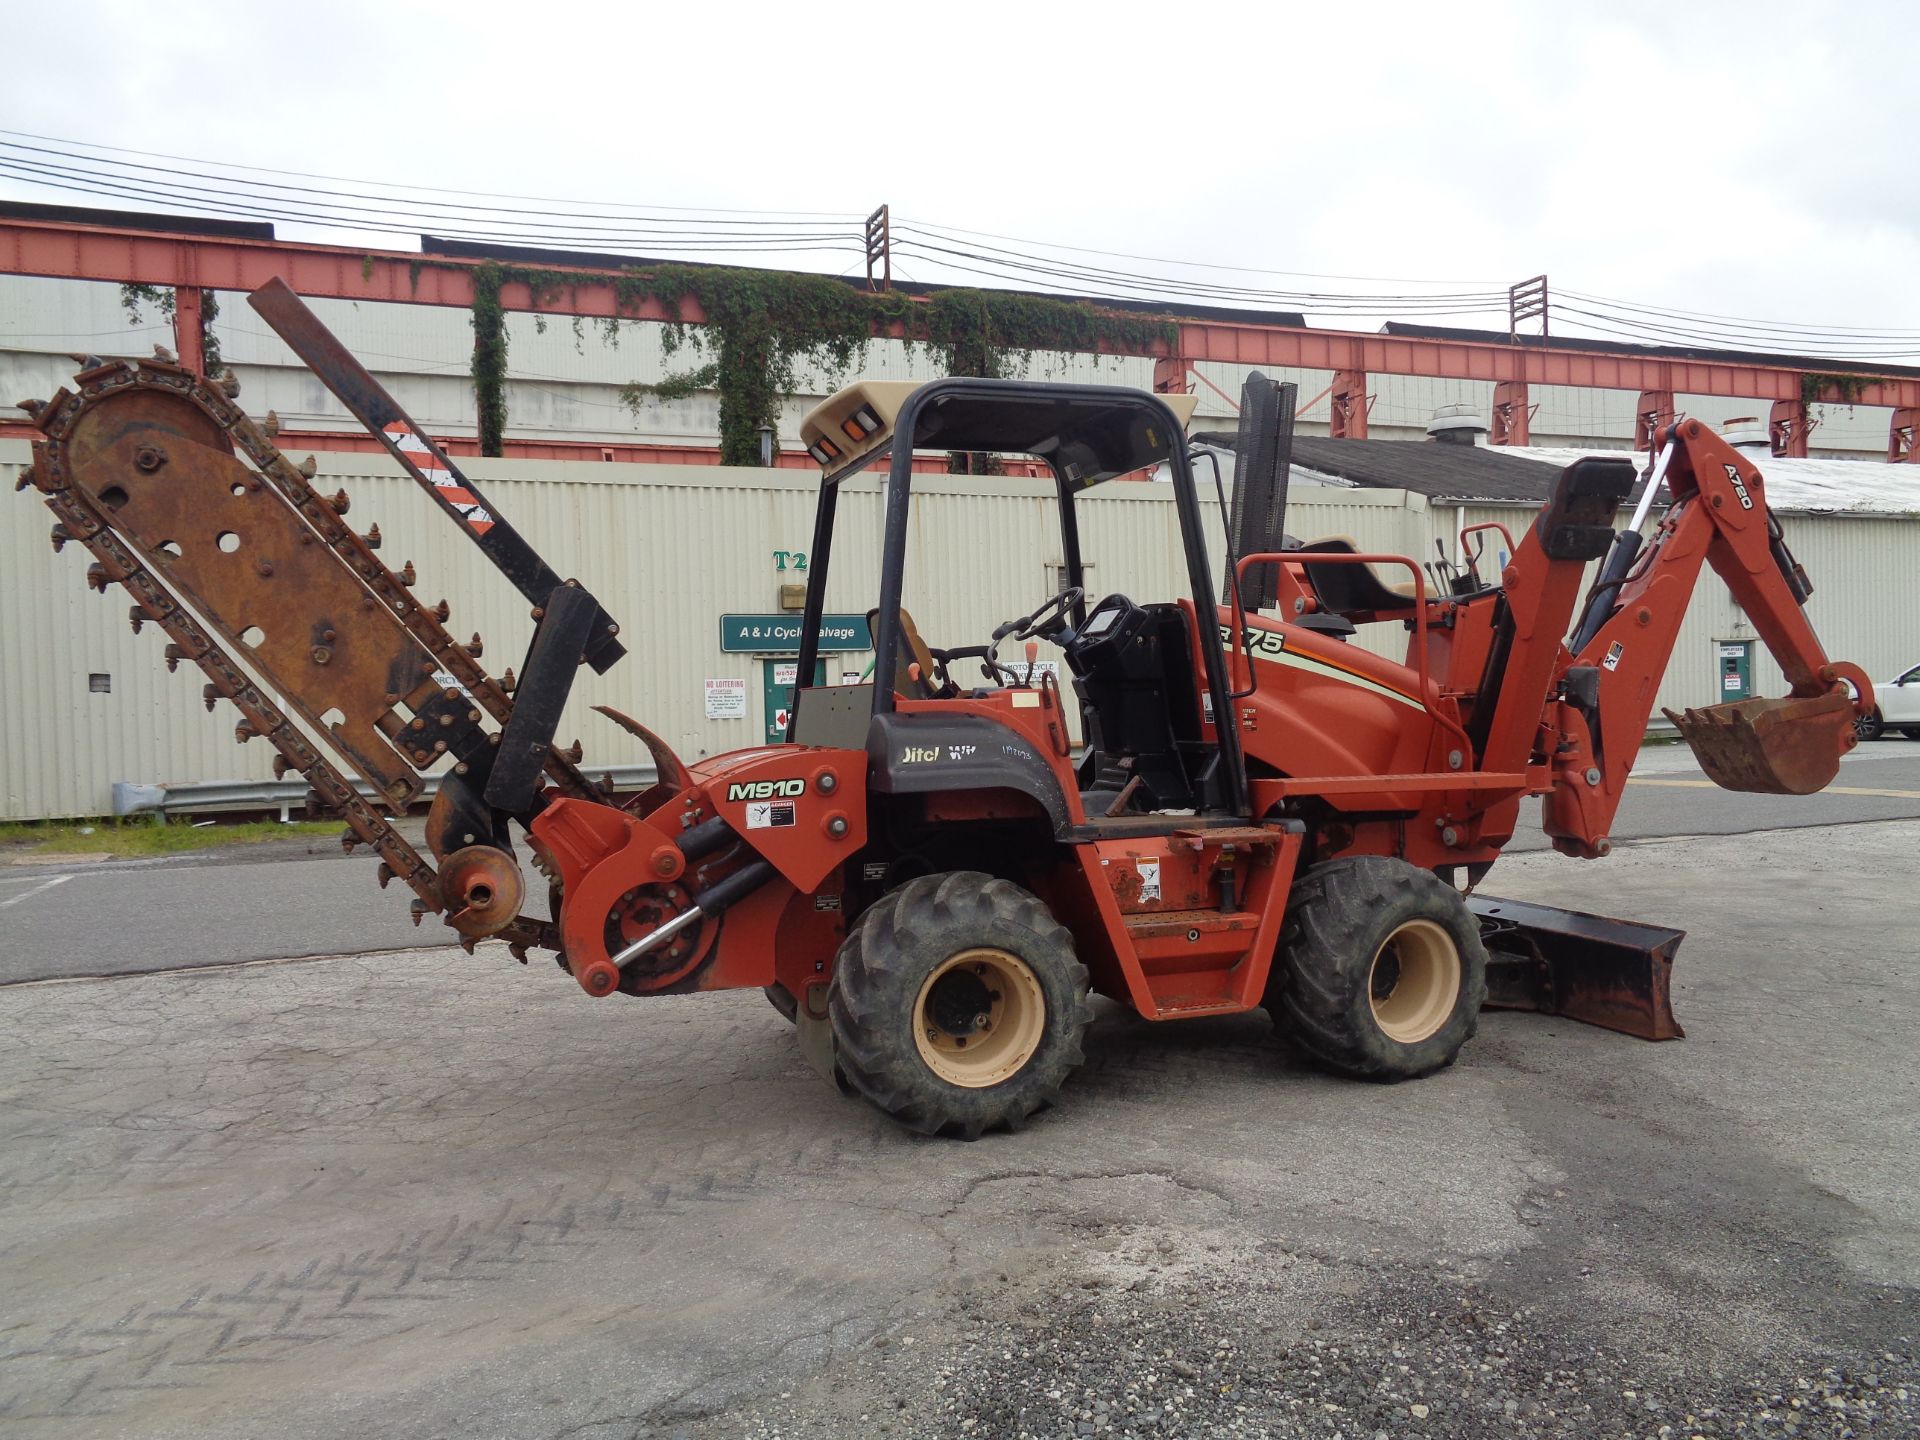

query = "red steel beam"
(1174, 319), (1920, 410)
(6, 217), (1919, 410)
(0, 216), (703, 324)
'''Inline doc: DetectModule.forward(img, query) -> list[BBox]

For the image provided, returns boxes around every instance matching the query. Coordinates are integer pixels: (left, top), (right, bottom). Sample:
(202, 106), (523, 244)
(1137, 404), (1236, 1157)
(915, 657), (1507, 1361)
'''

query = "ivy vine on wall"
(460, 260), (1176, 464)
(1800, 371), (1873, 410)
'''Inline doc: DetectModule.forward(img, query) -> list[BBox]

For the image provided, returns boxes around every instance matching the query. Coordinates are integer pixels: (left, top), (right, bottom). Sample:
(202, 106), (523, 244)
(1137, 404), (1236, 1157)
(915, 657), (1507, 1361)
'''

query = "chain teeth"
(22, 358), (586, 953)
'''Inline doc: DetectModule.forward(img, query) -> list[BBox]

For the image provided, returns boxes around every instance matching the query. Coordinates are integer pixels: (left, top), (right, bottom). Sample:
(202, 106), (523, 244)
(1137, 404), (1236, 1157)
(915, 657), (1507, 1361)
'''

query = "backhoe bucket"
(1662, 691), (1854, 796)
(1468, 894), (1685, 1041)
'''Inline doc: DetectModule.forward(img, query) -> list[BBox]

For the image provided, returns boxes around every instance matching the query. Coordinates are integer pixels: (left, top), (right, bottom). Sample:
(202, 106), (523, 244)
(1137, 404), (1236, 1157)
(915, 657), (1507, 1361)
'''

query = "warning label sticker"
(1137, 859), (1162, 903)
(745, 801), (797, 830)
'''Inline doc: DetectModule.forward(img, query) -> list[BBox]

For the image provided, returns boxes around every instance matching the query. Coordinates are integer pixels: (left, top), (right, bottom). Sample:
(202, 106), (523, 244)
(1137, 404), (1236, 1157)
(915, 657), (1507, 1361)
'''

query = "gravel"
(708, 1241), (1918, 1440)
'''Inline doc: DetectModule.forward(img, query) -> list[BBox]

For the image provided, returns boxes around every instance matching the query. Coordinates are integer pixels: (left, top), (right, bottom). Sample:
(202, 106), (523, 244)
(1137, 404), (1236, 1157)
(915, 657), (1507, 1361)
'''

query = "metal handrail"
(1232, 551), (1476, 766)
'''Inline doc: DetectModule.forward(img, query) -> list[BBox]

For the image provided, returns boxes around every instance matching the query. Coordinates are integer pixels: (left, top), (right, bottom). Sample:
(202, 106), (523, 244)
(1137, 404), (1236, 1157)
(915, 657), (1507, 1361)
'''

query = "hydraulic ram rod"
(247, 277), (626, 673)
(1570, 439), (1673, 654)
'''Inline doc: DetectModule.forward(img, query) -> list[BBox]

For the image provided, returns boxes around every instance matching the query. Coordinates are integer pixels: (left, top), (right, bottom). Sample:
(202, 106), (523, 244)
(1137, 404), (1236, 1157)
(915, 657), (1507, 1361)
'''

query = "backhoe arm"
(1541, 420), (1872, 856)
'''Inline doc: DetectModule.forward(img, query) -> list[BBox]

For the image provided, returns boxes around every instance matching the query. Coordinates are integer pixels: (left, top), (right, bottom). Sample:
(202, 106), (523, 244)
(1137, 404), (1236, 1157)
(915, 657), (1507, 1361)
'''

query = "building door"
(1717, 640), (1753, 701)
(763, 658), (826, 743)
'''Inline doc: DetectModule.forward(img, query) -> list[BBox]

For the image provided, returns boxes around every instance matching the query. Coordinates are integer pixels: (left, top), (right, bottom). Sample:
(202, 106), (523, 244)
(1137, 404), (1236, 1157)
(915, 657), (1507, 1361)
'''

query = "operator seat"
(1297, 536), (1415, 622)
(868, 607), (943, 699)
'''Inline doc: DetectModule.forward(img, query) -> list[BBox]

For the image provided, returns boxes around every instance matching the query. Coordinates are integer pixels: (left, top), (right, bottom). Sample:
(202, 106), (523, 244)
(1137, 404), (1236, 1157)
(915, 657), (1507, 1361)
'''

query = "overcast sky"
(6, 0), (1917, 348)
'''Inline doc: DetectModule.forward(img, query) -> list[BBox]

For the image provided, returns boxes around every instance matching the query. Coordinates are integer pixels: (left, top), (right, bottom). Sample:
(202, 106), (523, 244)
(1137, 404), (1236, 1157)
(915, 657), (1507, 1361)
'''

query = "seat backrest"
(1298, 536), (1414, 620)
(869, 607), (941, 698)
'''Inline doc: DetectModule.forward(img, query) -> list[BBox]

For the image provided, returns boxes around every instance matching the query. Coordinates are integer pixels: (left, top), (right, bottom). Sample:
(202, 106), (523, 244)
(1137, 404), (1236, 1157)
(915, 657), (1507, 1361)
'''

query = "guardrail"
(111, 765), (663, 820)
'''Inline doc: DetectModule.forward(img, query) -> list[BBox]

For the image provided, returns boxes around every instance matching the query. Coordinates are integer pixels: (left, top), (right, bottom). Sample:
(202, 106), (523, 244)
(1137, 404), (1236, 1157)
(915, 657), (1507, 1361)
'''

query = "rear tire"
(1855, 709), (1884, 742)
(828, 872), (1091, 1138)
(1269, 856), (1488, 1081)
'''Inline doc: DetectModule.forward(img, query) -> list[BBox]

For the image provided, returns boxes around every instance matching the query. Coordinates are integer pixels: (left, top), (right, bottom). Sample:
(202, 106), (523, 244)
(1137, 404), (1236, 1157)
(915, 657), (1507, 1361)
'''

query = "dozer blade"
(1662, 691), (1854, 796)
(1468, 894), (1685, 1041)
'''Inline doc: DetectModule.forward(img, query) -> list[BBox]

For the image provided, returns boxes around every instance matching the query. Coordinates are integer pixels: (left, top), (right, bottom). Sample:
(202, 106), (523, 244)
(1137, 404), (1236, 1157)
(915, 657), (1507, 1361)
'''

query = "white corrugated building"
(2, 270), (1916, 819)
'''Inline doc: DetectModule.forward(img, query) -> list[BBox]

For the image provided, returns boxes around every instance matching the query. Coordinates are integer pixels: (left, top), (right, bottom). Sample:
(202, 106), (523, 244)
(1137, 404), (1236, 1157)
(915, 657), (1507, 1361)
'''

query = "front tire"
(828, 872), (1091, 1138)
(1855, 709), (1884, 742)
(1270, 856), (1488, 1081)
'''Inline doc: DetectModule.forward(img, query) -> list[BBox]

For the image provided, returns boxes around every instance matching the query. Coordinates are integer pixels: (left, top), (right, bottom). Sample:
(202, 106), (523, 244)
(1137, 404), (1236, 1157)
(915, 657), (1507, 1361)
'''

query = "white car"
(1857, 661), (1920, 741)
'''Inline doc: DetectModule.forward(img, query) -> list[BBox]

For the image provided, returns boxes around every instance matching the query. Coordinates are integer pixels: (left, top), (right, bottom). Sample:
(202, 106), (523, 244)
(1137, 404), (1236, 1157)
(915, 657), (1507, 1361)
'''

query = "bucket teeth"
(264, 410), (280, 438)
(202, 683), (220, 713)
(327, 488), (350, 515)
(432, 598), (450, 623)
(151, 345), (177, 365)
(340, 829), (363, 854)
(377, 862), (395, 890)
(562, 739), (583, 764)
(272, 755), (292, 779)
(86, 563), (111, 593)
(363, 523), (382, 550)
(164, 643), (186, 673)
(16, 397), (45, 417)
(215, 370), (241, 398)
(70, 353), (105, 371)
(298, 454), (318, 479)
(464, 633), (484, 658)
(501, 667), (516, 694)
(234, 720), (259, 743)
(50, 523), (71, 553)
(398, 561), (417, 586)
(409, 898), (428, 926)
(128, 605), (145, 635)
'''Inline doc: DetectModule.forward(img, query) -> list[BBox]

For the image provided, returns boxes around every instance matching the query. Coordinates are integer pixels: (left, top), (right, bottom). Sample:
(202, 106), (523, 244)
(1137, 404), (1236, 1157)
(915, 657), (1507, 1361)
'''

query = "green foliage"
(0, 816), (335, 857)
(610, 267), (1175, 467)
(615, 264), (881, 465)
(200, 291), (223, 377)
(119, 282), (174, 324)
(1802, 372), (1874, 409)
(469, 262), (510, 456)
(117, 284), (223, 377)
(457, 258), (1177, 467)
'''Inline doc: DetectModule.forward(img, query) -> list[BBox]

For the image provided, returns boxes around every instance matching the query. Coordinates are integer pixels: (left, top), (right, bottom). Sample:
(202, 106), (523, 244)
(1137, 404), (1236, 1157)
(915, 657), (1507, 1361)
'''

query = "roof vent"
(1426, 403), (1487, 446)
(1720, 416), (1770, 451)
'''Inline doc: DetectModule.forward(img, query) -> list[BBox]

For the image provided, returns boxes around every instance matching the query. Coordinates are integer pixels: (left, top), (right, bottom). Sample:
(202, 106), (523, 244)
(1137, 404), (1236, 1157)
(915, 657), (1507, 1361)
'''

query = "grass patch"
(0, 817), (338, 859)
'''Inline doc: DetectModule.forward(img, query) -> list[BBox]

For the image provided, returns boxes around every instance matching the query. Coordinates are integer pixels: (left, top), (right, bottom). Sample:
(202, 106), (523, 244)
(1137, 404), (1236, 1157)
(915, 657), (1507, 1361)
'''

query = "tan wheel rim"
(912, 947), (1046, 1088)
(1367, 919), (1461, 1045)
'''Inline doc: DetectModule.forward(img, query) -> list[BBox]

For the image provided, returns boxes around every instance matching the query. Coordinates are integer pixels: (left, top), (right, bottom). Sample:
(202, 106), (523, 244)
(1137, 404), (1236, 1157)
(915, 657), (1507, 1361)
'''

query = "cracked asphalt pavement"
(1, 818), (1915, 1438)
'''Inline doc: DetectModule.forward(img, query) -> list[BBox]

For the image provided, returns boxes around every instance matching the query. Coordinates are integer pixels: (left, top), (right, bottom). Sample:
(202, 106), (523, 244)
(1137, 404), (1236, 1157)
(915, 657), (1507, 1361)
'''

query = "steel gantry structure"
(4, 212), (1917, 463)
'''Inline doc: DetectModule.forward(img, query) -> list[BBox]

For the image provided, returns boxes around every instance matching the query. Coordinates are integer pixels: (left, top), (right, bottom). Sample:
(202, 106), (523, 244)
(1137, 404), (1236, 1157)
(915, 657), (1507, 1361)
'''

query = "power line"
(0, 127), (850, 218)
(1560, 286), (1920, 338)
(3, 129), (1914, 364)
(895, 215), (1511, 286)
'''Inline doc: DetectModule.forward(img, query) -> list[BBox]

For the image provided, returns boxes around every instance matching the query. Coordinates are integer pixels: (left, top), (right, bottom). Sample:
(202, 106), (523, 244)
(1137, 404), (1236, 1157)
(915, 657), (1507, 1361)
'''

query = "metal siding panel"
(3, 436), (1913, 820)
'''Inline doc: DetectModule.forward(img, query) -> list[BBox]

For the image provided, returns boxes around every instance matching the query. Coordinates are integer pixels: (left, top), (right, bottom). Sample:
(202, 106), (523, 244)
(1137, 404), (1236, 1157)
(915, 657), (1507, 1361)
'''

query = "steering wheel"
(997, 585), (1086, 645)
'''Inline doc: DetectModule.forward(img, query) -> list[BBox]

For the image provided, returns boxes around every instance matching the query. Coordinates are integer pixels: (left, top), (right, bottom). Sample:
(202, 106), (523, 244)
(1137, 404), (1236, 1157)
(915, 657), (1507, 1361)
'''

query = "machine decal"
(1137, 859), (1162, 903)
(900, 745), (942, 763)
(1223, 625), (1424, 712)
(1603, 641), (1625, 672)
(727, 778), (806, 801)
(383, 422), (495, 534)
(745, 800), (798, 829)
(1723, 464), (1756, 510)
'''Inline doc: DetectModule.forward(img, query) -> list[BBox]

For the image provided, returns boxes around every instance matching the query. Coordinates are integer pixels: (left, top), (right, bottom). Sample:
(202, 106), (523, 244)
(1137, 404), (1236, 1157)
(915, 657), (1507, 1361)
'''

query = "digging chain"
(24, 357), (563, 954)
